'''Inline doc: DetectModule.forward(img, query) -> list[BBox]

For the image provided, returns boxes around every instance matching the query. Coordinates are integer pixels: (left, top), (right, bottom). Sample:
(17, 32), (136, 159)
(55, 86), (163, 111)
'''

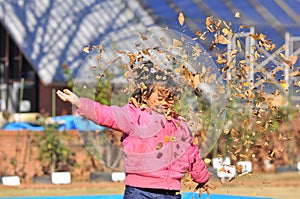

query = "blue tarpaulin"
(0, 193), (276, 199)
(2, 115), (104, 132)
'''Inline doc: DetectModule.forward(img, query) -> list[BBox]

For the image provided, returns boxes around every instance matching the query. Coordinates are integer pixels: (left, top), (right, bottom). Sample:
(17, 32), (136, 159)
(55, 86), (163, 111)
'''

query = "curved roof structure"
(0, 0), (299, 89)
(0, 0), (154, 85)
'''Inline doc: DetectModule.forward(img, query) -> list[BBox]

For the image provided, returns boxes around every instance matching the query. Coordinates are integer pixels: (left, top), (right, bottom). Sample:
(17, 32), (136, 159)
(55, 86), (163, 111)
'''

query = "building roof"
(0, 0), (154, 85)
(140, 0), (300, 46)
(1, 0), (299, 89)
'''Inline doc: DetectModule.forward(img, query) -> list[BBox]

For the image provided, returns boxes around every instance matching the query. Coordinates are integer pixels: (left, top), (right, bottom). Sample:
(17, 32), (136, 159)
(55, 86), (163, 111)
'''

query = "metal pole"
(18, 78), (24, 113)
(52, 88), (56, 117)
(249, 27), (255, 87)
(284, 32), (290, 94)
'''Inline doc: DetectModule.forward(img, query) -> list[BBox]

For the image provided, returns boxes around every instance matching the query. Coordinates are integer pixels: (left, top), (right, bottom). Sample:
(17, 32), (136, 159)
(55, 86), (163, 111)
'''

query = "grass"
(0, 172), (299, 199)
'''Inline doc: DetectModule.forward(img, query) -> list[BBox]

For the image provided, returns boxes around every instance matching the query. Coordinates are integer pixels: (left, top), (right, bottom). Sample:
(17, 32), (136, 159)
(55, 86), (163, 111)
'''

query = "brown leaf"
(236, 164), (243, 173)
(140, 34), (148, 41)
(204, 158), (211, 164)
(170, 136), (177, 142)
(217, 35), (229, 44)
(199, 32), (207, 40)
(289, 70), (300, 77)
(240, 25), (249, 29)
(224, 129), (230, 134)
(83, 46), (89, 53)
(222, 28), (230, 36)
(156, 142), (163, 150)
(173, 39), (182, 47)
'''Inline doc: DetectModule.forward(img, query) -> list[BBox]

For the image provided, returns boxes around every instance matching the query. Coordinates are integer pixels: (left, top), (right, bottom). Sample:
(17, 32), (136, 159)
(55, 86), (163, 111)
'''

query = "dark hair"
(129, 60), (179, 107)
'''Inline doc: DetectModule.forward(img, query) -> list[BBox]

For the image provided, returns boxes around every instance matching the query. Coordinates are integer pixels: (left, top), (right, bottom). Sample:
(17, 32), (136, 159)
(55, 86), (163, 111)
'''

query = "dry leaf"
(199, 32), (206, 40)
(164, 135), (170, 142)
(289, 70), (300, 77)
(204, 158), (211, 164)
(156, 142), (163, 150)
(83, 46), (89, 53)
(224, 129), (230, 134)
(236, 164), (243, 173)
(240, 25), (249, 29)
(173, 39), (183, 47)
(170, 136), (177, 142)
(217, 35), (229, 44)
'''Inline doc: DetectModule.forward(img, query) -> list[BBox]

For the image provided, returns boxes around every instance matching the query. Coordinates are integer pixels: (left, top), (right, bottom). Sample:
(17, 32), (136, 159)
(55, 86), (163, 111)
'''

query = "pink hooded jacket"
(77, 98), (210, 190)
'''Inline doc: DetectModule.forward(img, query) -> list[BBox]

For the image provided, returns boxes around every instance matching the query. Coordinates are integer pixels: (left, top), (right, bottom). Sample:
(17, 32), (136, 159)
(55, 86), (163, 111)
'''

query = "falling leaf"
(83, 46), (89, 53)
(204, 158), (211, 164)
(222, 28), (231, 36)
(164, 135), (170, 142)
(217, 35), (229, 44)
(206, 16), (214, 32)
(193, 137), (198, 145)
(140, 34), (148, 41)
(156, 152), (163, 159)
(156, 142), (163, 150)
(286, 55), (298, 66)
(240, 25), (249, 29)
(218, 166), (227, 173)
(224, 129), (230, 134)
(199, 32), (207, 40)
(173, 39), (183, 47)
(289, 70), (300, 77)
(160, 37), (167, 43)
(178, 12), (185, 25)
(170, 136), (177, 142)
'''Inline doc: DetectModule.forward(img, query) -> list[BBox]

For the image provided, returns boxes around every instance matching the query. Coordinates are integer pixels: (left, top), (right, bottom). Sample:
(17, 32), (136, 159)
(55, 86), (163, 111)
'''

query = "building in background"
(0, 0), (153, 115)
(0, 0), (299, 115)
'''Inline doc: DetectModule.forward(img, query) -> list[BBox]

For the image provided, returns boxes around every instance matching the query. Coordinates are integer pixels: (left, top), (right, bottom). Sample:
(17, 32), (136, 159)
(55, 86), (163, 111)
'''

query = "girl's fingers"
(56, 90), (66, 100)
(57, 90), (71, 102)
(63, 89), (73, 95)
(206, 188), (210, 196)
(210, 183), (216, 190)
(199, 188), (203, 198)
(195, 183), (216, 198)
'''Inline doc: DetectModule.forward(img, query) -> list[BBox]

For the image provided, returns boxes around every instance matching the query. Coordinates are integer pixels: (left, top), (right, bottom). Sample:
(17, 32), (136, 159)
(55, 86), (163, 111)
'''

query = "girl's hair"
(129, 60), (179, 108)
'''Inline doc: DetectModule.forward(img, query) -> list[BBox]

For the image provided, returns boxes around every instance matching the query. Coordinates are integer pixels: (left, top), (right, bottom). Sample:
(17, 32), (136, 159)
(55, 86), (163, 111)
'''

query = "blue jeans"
(124, 185), (182, 199)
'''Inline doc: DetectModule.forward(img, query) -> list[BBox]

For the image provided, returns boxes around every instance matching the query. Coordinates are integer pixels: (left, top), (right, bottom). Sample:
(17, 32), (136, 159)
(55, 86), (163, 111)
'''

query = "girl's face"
(146, 87), (160, 110)
(145, 85), (175, 113)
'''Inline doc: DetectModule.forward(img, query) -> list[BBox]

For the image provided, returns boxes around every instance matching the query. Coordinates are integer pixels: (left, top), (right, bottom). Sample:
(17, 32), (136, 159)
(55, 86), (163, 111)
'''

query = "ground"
(0, 172), (299, 199)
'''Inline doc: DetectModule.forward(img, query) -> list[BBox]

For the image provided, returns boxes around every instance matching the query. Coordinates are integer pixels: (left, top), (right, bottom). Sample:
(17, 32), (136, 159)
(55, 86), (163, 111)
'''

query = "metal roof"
(0, 0), (154, 85)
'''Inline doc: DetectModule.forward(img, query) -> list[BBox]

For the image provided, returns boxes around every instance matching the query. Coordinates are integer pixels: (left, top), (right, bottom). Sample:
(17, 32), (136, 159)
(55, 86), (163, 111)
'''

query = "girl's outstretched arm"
(56, 89), (136, 134)
(56, 89), (81, 108)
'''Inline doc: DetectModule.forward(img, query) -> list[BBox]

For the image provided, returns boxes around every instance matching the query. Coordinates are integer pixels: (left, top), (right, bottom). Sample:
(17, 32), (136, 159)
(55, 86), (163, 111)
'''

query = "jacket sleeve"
(188, 144), (210, 184)
(76, 98), (136, 134)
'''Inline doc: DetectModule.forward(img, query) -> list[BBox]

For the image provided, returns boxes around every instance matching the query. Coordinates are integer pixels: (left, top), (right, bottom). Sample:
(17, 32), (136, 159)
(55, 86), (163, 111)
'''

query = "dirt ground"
(0, 172), (299, 199)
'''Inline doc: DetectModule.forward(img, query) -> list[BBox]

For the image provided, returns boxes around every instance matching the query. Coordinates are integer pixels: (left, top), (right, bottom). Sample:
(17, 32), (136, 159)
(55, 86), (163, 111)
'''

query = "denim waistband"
(126, 185), (180, 196)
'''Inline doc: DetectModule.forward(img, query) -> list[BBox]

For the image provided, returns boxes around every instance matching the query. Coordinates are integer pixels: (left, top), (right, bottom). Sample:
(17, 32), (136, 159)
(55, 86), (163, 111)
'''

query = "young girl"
(56, 61), (215, 198)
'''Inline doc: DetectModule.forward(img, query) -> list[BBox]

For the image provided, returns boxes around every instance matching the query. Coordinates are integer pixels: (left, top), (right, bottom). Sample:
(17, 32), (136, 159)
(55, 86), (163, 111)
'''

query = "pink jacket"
(77, 98), (210, 190)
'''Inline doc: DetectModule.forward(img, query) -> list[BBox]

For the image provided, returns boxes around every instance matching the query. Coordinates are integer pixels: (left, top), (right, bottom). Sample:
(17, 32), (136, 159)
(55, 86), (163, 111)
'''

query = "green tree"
(35, 122), (76, 175)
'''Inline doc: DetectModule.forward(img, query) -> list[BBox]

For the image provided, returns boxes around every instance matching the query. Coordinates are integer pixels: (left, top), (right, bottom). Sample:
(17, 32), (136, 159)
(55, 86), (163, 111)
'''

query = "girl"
(56, 61), (215, 198)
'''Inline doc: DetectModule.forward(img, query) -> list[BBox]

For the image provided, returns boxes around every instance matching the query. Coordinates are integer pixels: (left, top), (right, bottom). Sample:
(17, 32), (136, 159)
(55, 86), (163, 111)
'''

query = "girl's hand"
(194, 181), (216, 198)
(56, 89), (81, 108)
